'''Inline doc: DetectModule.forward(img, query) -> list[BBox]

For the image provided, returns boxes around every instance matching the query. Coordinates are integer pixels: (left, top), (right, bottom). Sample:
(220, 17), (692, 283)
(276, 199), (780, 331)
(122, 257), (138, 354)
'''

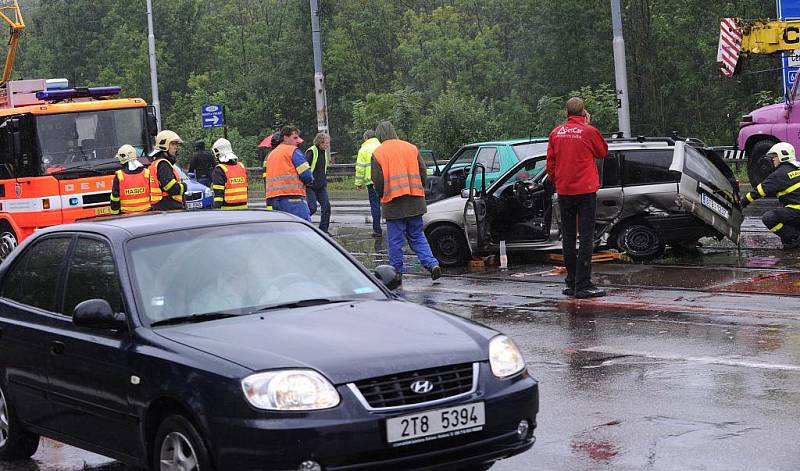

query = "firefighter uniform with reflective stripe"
(111, 168), (151, 214)
(742, 162), (800, 247)
(150, 155), (185, 211)
(211, 162), (248, 209)
(264, 143), (314, 220)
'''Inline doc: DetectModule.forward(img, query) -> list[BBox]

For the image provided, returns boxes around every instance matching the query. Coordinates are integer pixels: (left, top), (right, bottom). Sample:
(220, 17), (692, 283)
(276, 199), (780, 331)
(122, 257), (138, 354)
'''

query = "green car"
(425, 138), (548, 203)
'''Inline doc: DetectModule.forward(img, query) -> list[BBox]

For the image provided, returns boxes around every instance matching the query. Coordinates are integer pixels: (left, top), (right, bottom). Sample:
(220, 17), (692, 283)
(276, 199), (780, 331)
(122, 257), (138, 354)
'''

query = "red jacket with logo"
(546, 115), (608, 195)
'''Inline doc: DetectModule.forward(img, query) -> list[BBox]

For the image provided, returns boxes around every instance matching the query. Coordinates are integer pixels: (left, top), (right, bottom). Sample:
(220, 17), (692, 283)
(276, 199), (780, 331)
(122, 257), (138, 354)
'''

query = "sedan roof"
(36, 210), (302, 239)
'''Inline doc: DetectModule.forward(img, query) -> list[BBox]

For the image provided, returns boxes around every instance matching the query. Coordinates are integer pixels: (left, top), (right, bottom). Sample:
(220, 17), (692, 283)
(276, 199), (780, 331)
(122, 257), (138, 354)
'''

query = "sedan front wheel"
(154, 415), (212, 471)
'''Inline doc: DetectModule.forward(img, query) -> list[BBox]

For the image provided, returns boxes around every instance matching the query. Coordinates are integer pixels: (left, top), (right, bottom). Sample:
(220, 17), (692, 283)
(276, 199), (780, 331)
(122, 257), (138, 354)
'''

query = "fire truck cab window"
(36, 108), (146, 173)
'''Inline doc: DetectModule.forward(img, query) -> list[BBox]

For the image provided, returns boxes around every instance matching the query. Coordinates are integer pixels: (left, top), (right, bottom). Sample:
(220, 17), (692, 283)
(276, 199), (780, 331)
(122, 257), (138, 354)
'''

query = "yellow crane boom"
(0, 0), (24, 84)
(718, 18), (800, 77)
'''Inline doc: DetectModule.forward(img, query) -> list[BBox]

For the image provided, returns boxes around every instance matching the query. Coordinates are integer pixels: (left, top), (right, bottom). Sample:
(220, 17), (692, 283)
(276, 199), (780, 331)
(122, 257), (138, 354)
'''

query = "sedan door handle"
(601, 200), (617, 206)
(50, 341), (65, 355)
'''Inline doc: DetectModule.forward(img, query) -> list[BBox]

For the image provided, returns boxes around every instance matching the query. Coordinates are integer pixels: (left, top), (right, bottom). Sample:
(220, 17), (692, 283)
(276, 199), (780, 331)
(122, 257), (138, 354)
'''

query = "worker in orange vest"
(148, 130), (185, 211)
(371, 121), (441, 282)
(263, 126), (314, 221)
(110, 145), (151, 215)
(210, 138), (248, 209)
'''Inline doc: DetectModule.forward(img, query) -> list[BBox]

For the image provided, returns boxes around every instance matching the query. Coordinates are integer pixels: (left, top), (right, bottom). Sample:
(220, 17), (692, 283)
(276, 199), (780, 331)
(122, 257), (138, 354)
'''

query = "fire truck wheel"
(0, 229), (17, 262)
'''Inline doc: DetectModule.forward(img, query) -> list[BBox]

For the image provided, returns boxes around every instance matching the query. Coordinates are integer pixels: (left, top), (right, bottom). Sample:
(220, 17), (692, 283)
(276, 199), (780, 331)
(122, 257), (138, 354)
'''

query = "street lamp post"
(146, 0), (162, 131)
(310, 0), (329, 137)
(611, 0), (631, 137)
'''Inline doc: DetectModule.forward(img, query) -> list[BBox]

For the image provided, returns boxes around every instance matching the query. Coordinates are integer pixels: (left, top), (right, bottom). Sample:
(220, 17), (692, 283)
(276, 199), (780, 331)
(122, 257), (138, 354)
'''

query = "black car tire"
(427, 225), (468, 266)
(747, 139), (778, 187)
(153, 415), (213, 471)
(0, 381), (40, 461)
(616, 223), (665, 261)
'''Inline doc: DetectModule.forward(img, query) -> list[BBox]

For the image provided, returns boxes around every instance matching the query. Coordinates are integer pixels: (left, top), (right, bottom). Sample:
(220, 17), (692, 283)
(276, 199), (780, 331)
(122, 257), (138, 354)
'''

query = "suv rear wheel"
(0, 381), (40, 461)
(616, 223), (665, 261)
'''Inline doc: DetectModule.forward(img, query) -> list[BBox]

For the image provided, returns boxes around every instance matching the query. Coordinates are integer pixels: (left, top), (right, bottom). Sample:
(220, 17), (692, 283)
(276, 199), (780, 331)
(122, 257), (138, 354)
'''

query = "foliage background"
(11, 0), (780, 166)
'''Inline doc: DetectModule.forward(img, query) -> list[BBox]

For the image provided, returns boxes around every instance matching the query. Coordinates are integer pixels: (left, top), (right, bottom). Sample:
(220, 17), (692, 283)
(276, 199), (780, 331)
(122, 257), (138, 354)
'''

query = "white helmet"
(116, 144), (138, 165)
(766, 142), (796, 163)
(153, 130), (183, 152)
(212, 138), (238, 163)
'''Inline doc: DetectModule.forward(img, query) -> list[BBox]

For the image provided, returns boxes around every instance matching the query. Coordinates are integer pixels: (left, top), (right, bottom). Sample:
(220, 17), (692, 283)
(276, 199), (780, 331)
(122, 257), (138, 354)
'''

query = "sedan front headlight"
(204, 187), (213, 197)
(241, 369), (340, 411)
(489, 335), (526, 378)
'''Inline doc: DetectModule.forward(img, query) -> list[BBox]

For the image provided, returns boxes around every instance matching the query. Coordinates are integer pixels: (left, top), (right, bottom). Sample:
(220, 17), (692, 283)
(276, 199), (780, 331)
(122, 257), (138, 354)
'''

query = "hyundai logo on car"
(410, 380), (434, 394)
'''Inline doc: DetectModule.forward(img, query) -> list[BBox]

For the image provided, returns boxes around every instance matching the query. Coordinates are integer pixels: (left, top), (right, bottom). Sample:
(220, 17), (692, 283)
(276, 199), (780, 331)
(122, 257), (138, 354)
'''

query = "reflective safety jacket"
(149, 157), (184, 210)
(355, 137), (381, 187)
(372, 139), (425, 204)
(743, 161), (800, 210)
(264, 144), (313, 198)
(212, 162), (248, 209)
(111, 168), (151, 214)
(305, 145), (329, 190)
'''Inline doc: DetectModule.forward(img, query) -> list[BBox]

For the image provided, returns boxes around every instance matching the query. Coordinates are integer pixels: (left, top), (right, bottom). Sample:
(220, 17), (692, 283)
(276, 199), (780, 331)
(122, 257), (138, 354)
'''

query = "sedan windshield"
(37, 108), (147, 173)
(127, 222), (386, 325)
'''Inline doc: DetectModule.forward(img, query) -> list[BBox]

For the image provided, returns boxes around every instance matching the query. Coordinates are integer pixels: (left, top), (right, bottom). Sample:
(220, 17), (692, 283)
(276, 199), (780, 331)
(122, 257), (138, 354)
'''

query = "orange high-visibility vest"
(116, 168), (151, 213)
(149, 158), (184, 205)
(372, 140), (425, 203)
(264, 144), (307, 198)
(216, 162), (248, 209)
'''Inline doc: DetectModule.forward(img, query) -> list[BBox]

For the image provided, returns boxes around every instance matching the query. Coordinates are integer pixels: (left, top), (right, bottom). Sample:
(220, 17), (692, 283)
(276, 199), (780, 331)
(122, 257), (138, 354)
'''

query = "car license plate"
(700, 193), (729, 219)
(186, 201), (203, 209)
(386, 402), (485, 446)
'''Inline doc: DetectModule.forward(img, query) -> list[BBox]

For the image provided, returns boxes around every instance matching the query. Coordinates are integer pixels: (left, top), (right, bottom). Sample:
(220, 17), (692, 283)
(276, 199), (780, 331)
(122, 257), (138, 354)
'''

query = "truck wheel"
(153, 415), (212, 471)
(0, 224), (16, 263)
(427, 225), (468, 266)
(616, 223), (665, 262)
(0, 380), (40, 461)
(747, 139), (778, 186)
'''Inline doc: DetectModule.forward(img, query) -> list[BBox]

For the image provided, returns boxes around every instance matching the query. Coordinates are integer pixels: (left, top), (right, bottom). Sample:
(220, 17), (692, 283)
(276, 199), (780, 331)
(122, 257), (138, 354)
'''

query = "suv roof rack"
(605, 136), (676, 145)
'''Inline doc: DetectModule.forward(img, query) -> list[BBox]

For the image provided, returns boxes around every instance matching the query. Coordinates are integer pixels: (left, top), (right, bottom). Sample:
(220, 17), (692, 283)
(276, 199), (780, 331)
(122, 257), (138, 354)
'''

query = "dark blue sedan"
(0, 211), (538, 470)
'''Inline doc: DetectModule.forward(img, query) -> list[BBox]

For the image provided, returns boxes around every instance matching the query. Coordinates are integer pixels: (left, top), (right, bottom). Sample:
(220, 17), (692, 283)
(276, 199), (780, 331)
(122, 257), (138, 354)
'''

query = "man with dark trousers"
(740, 142), (800, 249)
(547, 97), (608, 298)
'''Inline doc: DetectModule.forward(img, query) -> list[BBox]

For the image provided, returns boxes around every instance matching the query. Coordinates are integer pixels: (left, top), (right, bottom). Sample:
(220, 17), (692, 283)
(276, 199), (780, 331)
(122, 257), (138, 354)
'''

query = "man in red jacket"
(547, 97), (609, 298)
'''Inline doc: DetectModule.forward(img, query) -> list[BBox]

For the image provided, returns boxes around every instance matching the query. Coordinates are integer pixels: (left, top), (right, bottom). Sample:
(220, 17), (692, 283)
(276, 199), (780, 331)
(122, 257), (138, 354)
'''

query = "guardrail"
(245, 164), (356, 199)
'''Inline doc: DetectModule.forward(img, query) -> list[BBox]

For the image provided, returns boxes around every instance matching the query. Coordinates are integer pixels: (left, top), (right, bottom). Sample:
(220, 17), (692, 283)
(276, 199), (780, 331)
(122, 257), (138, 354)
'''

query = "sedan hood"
(155, 300), (493, 384)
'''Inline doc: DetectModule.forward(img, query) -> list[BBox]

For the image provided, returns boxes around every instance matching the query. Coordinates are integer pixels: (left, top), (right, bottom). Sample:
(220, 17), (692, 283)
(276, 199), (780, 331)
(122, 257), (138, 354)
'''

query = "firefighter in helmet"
(740, 141), (800, 249)
(148, 130), (185, 211)
(110, 145), (151, 215)
(210, 138), (248, 209)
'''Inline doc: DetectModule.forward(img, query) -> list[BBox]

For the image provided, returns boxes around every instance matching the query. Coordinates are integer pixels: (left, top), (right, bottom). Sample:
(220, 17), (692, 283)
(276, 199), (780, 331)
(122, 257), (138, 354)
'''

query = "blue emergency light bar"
(35, 86), (122, 101)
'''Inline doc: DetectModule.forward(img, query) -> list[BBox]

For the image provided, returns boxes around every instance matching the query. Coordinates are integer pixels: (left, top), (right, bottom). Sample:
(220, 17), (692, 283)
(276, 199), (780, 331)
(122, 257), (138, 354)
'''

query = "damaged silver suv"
(423, 137), (744, 264)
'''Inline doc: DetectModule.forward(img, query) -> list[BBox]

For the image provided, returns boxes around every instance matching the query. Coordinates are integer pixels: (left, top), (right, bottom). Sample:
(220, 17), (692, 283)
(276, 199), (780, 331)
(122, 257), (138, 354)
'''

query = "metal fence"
(246, 164), (356, 200)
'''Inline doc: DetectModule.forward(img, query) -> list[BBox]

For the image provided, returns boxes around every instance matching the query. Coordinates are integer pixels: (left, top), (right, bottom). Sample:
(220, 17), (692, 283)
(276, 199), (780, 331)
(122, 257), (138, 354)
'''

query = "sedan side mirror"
(374, 264), (402, 290)
(460, 188), (470, 199)
(73, 299), (127, 330)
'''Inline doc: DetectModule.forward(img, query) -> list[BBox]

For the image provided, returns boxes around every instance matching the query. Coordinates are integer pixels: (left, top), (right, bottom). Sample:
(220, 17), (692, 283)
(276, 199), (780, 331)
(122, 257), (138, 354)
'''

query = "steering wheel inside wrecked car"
(513, 180), (536, 209)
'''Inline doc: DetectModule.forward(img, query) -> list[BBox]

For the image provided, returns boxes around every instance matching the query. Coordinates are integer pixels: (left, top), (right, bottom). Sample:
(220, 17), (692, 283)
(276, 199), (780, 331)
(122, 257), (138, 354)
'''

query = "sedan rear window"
(127, 222), (386, 325)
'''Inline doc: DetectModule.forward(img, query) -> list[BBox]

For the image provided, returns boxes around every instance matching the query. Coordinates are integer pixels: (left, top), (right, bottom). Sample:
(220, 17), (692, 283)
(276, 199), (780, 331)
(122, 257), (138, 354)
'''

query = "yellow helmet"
(212, 138), (238, 163)
(116, 144), (138, 165)
(154, 130), (183, 152)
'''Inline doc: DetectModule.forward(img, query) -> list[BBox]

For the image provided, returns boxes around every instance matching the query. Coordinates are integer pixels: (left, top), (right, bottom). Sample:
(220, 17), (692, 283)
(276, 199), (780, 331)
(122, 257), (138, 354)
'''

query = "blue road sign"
(779, 0), (800, 93)
(201, 104), (225, 128)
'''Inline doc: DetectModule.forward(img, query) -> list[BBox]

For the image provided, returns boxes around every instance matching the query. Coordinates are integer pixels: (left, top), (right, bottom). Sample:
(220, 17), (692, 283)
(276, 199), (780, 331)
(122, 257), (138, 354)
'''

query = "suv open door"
(669, 141), (743, 243)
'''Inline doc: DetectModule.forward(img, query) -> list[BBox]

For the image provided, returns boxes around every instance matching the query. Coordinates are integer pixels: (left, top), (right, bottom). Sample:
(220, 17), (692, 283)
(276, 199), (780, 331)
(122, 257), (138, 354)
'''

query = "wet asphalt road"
(6, 201), (800, 470)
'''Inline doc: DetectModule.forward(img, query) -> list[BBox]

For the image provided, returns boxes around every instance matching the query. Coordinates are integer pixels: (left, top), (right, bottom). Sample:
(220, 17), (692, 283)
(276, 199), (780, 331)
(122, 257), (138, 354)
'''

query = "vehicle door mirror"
(146, 106), (158, 136)
(374, 264), (401, 290)
(72, 299), (127, 330)
(461, 188), (470, 199)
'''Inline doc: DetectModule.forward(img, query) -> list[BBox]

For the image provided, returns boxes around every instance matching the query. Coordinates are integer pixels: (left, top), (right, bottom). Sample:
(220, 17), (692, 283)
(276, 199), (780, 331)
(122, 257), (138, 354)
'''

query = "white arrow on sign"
(204, 115), (220, 125)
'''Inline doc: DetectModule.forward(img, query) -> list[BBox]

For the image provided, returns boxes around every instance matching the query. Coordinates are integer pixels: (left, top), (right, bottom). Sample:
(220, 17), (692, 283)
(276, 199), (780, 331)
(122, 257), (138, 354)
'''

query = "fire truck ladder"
(0, 0), (24, 84)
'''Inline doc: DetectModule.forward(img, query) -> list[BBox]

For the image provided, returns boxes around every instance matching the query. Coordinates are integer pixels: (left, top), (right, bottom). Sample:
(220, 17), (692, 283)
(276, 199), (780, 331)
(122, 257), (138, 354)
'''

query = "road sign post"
(779, 0), (800, 92)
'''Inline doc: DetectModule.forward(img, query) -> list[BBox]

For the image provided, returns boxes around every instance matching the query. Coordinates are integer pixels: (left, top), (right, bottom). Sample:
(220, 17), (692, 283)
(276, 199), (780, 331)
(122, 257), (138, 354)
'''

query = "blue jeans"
(270, 196), (311, 222)
(367, 184), (382, 234)
(306, 186), (331, 232)
(386, 216), (439, 274)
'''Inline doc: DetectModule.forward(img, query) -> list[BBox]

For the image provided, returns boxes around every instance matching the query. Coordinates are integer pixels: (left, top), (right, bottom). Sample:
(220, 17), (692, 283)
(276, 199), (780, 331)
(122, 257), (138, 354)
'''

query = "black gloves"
(740, 195), (750, 209)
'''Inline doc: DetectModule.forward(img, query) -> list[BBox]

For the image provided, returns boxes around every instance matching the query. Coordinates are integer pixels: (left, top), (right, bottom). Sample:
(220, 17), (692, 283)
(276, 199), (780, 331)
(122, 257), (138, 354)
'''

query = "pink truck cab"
(737, 78), (800, 185)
